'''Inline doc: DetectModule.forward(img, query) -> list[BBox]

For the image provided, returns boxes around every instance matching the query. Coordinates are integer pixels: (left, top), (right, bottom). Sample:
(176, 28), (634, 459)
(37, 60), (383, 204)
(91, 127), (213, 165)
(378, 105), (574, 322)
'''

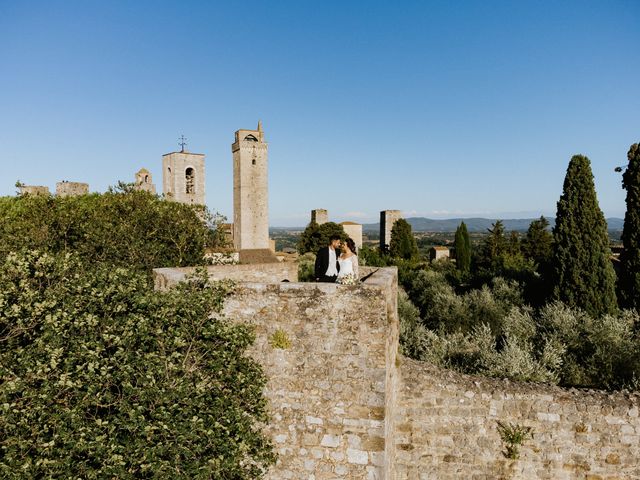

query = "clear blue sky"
(1, 1), (638, 226)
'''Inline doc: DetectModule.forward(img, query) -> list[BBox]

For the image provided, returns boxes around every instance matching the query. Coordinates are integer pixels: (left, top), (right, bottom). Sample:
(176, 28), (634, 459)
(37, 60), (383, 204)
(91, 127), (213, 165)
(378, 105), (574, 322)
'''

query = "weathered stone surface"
(155, 263), (640, 479)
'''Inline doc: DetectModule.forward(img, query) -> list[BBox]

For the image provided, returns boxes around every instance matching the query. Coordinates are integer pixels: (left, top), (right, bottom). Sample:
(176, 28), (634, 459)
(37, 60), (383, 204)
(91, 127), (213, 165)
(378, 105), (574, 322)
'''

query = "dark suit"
(315, 246), (341, 282)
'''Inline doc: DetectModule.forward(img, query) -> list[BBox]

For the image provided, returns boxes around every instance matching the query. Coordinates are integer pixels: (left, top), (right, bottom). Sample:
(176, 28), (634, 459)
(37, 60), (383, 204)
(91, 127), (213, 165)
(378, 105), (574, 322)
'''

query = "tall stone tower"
(311, 209), (329, 225)
(162, 147), (205, 205)
(380, 210), (402, 252)
(232, 121), (269, 251)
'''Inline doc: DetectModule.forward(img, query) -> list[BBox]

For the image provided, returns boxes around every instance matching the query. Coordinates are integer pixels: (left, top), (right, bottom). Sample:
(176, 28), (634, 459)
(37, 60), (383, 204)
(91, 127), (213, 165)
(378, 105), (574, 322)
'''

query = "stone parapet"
(153, 262), (298, 290)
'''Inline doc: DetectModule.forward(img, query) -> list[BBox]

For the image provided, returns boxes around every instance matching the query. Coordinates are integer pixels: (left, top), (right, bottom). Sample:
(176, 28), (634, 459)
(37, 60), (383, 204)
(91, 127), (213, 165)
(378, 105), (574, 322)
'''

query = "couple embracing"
(314, 234), (359, 284)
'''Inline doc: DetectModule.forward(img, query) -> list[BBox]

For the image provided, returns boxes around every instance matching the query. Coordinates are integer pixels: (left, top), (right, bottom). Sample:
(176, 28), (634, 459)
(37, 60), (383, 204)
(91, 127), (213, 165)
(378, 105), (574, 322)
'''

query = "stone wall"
(56, 181), (89, 197)
(220, 267), (399, 480)
(154, 264), (640, 479)
(153, 262), (298, 290)
(395, 359), (640, 479)
(19, 185), (50, 196)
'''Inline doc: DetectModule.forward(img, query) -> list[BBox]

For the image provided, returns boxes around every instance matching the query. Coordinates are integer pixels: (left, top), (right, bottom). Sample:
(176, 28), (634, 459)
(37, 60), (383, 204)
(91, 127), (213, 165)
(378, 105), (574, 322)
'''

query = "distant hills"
(360, 217), (625, 233)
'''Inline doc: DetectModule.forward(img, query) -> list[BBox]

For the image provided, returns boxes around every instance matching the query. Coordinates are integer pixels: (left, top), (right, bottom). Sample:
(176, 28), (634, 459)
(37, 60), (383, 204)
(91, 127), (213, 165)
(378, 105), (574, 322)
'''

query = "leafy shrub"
(0, 189), (223, 275)
(0, 251), (275, 478)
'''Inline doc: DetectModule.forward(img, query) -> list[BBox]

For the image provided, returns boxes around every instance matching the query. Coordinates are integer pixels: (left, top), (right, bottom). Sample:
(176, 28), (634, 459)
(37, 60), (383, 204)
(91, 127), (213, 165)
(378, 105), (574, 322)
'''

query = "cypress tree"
(389, 219), (418, 259)
(619, 143), (640, 309)
(522, 216), (553, 266)
(483, 220), (507, 261)
(552, 154), (617, 316)
(454, 221), (471, 272)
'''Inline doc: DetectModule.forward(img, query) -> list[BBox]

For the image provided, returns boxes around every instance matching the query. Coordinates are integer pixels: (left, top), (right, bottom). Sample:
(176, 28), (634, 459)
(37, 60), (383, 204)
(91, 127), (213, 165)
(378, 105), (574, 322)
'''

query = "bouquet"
(336, 273), (359, 285)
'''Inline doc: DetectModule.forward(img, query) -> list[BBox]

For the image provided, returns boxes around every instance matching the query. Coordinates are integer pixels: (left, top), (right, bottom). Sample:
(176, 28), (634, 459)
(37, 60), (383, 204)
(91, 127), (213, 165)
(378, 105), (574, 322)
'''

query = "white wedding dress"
(337, 254), (359, 279)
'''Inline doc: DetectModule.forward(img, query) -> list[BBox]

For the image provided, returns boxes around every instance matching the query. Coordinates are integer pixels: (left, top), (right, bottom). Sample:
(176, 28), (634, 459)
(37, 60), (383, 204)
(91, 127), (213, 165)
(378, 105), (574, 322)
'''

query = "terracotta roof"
(340, 221), (362, 226)
(431, 246), (449, 250)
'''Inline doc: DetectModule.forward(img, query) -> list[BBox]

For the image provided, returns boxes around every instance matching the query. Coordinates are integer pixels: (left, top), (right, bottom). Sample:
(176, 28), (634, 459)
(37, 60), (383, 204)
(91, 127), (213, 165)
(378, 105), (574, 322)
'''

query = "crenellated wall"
(153, 264), (640, 479)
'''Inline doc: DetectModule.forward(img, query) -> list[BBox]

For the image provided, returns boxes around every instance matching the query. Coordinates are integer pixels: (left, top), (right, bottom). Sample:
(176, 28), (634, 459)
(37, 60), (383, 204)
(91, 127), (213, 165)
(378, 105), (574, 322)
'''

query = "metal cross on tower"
(178, 135), (187, 153)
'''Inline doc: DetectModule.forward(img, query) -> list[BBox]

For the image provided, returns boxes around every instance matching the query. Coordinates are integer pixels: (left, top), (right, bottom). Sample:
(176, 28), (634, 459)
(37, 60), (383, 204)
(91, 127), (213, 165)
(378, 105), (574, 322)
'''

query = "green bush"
(297, 252), (316, 282)
(0, 251), (275, 478)
(0, 189), (223, 275)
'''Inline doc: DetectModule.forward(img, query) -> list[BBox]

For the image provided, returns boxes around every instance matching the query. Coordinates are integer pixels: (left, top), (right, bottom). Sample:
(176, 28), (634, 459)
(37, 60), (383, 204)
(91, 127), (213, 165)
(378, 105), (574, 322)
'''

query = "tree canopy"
(454, 221), (471, 273)
(619, 143), (640, 309)
(297, 221), (346, 254)
(0, 189), (224, 275)
(551, 154), (617, 316)
(389, 219), (418, 260)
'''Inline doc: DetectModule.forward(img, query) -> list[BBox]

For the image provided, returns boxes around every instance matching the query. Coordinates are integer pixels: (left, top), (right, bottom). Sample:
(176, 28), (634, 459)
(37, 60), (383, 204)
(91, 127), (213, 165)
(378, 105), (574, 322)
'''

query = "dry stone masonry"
(153, 264), (640, 479)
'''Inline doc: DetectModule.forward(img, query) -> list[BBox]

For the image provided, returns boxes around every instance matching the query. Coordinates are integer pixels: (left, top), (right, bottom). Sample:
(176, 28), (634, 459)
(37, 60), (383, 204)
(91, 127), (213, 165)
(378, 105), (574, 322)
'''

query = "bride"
(337, 237), (359, 283)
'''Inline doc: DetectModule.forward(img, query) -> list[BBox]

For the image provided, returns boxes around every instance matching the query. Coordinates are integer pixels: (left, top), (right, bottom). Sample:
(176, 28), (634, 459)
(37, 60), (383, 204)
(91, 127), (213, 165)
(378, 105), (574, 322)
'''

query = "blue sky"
(1, 1), (638, 226)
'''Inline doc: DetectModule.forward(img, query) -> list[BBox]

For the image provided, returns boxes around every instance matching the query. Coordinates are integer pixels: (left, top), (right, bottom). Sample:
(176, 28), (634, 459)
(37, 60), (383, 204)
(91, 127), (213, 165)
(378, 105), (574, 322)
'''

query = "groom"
(314, 235), (341, 283)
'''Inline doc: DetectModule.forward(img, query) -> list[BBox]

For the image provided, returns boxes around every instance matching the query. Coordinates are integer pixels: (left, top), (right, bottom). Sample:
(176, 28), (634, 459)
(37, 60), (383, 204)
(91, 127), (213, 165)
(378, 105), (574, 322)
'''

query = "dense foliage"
(454, 222), (471, 273)
(389, 219), (418, 259)
(398, 267), (640, 390)
(551, 155), (617, 316)
(521, 216), (553, 267)
(619, 143), (640, 309)
(0, 189), (222, 275)
(0, 250), (275, 478)
(296, 221), (346, 254)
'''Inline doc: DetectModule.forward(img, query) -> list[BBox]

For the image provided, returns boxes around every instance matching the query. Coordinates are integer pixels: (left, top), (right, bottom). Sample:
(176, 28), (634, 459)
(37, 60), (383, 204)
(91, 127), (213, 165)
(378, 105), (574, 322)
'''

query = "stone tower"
(162, 149), (205, 205)
(380, 210), (402, 252)
(311, 209), (329, 225)
(134, 168), (156, 194)
(232, 121), (269, 251)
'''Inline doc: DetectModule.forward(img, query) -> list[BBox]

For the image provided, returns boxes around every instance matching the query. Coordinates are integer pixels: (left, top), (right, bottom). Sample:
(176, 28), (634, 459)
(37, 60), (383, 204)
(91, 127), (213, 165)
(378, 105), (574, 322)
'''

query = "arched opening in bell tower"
(185, 168), (195, 194)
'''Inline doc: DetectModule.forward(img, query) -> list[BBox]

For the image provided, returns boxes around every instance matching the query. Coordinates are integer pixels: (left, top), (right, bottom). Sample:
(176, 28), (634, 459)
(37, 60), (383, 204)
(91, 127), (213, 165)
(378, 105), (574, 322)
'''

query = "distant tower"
(380, 210), (402, 252)
(232, 121), (269, 251)
(134, 168), (156, 194)
(162, 137), (205, 205)
(311, 209), (329, 225)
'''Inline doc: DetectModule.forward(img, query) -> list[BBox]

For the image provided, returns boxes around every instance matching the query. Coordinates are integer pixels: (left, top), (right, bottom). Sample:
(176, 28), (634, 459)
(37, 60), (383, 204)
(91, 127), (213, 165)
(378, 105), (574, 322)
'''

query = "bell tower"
(232, 121), (269, 251)
(162, 137), (205, 205)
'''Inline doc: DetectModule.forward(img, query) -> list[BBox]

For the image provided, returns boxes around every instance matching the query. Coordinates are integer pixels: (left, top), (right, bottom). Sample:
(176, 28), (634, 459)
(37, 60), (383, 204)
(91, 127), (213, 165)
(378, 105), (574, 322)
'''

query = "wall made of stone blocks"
(153, 262), (298, 290)
(394, 358), (640, 480)
(221, 268), (399, 480)
(56, 181), (89, 197)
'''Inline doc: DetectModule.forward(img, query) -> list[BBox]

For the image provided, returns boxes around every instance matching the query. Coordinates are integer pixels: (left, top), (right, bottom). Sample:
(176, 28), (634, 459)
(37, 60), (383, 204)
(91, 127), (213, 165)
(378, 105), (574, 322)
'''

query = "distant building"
(18, 185), (50, 196)
(134, 168), (156, 194)
(56, 181), (89, 197)
(430, 246), (450, 262)
(380, 210), (402, 252)
(340, 221), (363, 249)
(311, 209), (329, 225)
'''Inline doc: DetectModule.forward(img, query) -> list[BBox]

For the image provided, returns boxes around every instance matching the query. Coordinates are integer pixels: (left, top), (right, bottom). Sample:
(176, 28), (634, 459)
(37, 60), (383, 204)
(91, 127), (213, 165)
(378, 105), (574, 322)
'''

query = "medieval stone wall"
(19, 185), (50, 196)
(56, 181), (89, 197)
(221, 268), (399, 480)
(153, 264), (640, 479)
(395, 360), (640, 479)
(153, 262), (298, 291)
